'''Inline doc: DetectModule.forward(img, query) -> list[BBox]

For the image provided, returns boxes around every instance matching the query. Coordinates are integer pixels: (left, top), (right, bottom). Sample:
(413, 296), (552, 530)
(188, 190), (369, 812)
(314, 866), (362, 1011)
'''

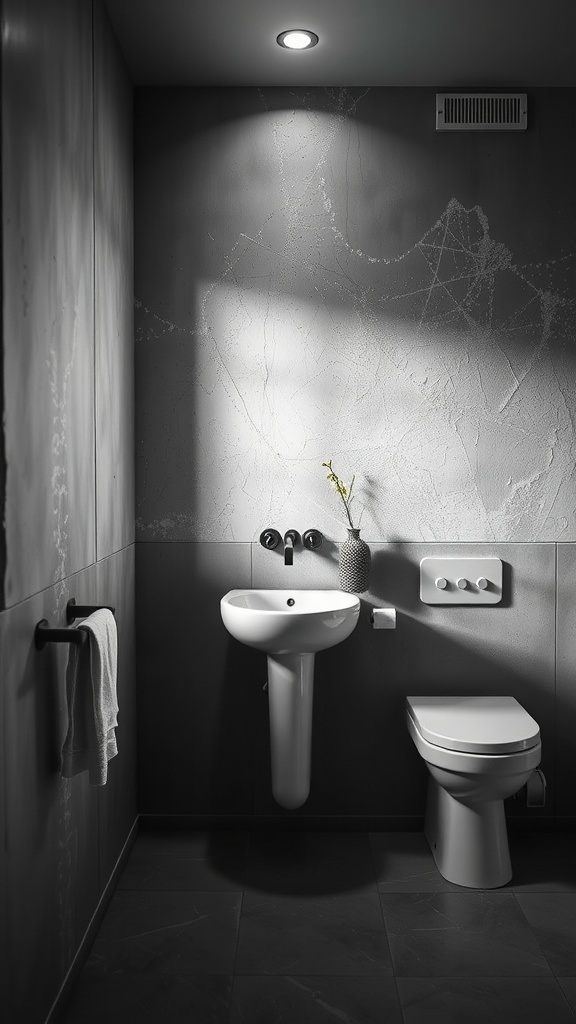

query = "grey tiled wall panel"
(94, 1), (135, 560)
(0, 544), (136, 1023)
(2, 0), (95, 607)
(136, 542), (254, 814)
(137, 541), (558, 820)
(556, 543), (576, 816)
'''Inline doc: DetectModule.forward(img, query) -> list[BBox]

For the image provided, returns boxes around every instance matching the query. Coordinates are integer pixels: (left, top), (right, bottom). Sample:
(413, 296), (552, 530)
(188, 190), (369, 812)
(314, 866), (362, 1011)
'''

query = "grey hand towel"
(61, 608), (119, 785)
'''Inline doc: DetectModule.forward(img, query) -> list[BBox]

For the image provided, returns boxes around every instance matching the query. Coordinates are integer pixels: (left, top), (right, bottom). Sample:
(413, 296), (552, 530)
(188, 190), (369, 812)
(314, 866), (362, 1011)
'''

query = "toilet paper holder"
(370, 608), (396, 629)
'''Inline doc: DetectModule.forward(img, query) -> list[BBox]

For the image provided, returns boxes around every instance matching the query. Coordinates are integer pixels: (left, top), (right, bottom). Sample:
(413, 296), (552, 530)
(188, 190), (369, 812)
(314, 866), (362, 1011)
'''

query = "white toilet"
(406, 695), (541, 889)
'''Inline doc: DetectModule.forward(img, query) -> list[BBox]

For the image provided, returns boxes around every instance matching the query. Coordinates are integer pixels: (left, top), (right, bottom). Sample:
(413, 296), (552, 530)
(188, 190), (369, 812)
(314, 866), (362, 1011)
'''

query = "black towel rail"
(34, 620), (88, 650)
(66, 598), (115, 624)
(35, 601), (116, 650)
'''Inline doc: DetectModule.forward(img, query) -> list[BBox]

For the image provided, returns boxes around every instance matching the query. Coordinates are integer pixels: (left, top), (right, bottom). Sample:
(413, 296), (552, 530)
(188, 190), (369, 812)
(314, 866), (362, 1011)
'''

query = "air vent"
(436, 93), (527, 131)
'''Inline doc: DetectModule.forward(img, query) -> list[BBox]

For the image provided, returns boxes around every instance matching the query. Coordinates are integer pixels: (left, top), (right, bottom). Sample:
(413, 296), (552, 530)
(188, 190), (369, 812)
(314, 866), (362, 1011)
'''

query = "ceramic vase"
(339, 528), (371, 593)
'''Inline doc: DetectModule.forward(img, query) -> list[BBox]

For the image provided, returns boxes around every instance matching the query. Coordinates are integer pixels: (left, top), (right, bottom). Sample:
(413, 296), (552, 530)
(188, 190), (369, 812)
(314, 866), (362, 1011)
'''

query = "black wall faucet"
(283, 530), (300, 565)
(259, 528), (323, 563)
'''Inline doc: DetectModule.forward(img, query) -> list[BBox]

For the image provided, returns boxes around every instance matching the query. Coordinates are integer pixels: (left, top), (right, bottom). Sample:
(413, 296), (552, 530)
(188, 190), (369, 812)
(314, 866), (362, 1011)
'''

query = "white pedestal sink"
(220, 589), (360, 809)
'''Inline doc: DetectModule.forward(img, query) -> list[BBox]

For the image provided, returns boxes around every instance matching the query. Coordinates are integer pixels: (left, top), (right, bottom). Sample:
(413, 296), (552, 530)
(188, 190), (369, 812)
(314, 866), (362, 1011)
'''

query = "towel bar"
(34, 619), (88, 651)
(66, 598), (115, 624)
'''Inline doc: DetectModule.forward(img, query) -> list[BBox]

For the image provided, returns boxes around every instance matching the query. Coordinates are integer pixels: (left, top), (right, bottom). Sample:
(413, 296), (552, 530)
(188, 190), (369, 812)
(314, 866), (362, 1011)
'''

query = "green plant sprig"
(322, 459), (356, 529)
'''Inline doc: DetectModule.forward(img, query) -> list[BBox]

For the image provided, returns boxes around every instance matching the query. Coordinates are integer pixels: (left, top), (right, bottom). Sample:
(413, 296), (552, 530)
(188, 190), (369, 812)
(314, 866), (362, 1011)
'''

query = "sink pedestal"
(267, 653), (314, 809)
(221, 589), (361, 810)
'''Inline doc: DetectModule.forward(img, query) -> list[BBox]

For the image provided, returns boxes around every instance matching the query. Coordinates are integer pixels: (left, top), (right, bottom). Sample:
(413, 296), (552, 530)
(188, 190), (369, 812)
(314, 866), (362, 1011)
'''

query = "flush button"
(420, 557), (502, 604)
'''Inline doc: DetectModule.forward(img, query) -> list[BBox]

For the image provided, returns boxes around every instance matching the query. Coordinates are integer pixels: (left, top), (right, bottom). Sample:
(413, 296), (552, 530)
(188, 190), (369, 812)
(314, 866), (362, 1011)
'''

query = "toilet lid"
(406, 696), (540, 754)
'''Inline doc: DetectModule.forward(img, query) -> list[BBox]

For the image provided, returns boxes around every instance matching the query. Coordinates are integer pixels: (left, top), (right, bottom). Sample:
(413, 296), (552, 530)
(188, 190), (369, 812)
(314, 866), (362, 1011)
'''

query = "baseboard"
(138, 813), (426, 832)
(45, 816), (139, 1024)
(138, 812), (576, 834)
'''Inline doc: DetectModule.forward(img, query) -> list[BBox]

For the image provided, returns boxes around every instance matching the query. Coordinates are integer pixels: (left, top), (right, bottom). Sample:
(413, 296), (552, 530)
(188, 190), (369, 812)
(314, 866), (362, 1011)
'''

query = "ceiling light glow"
(276, 30), (319, 50)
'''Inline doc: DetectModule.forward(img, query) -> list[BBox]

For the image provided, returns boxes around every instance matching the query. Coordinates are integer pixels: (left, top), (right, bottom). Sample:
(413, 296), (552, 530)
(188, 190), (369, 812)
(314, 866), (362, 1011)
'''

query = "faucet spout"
(284, 530), (299, 566)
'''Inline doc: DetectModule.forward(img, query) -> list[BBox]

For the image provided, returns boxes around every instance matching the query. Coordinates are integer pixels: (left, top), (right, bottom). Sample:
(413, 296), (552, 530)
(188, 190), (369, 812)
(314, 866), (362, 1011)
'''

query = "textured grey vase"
(339, 528), (371, 593)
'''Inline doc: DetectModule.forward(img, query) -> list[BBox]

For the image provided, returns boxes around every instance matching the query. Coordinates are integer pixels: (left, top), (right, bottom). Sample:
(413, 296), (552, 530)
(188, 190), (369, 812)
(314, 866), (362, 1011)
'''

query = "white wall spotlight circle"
(276, 29), (319, 50)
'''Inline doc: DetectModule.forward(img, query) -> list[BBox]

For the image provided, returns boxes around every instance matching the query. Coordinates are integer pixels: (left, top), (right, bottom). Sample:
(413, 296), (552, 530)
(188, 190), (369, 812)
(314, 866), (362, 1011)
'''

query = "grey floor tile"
(61, 830), (576, 1023)
(235, 890), (393, 976)
(118, 830), (248, 891)
(245, 830), (377, 895)
(509, 832), (576, 891)
(515, 893), (576, 975)
(88, 890), (242, 975)
(380, 892), (552, 977)
(60, 971), (232, 1024)
(397, 977), (576, 1024)
(558, 978), (576, 1016)
(369, 832), (467, 893)
(229, 975), (403, 1023)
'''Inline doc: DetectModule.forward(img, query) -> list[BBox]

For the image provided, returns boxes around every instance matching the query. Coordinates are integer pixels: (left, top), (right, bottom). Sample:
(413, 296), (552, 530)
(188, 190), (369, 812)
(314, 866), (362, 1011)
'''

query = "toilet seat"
(406, 695), (540, 755)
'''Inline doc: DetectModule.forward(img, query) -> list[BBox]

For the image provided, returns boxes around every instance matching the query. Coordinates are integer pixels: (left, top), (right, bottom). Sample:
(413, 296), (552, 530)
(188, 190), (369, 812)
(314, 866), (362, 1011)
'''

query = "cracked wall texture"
(135, 87), (576, 544)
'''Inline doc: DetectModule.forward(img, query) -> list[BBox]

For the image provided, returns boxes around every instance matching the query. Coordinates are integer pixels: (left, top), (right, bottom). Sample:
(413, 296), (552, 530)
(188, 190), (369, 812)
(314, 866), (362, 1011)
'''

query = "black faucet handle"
(303, 529), (323, 550)
(260, 528), (282, 550)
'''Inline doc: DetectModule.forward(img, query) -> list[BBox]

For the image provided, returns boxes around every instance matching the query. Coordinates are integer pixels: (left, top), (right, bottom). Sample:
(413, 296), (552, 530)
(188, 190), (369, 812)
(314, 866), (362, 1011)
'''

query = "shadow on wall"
(14, 641), (63, 851)
(198, 543), (553, 827)
(209, 636), (263, 814)
(306, 543), (552, 817)
(368, 543), (512, 610)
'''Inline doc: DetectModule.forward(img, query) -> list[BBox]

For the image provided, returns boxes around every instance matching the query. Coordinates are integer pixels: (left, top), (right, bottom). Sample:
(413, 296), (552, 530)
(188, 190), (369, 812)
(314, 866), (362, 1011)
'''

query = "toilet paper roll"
(371, 608), (396, 629)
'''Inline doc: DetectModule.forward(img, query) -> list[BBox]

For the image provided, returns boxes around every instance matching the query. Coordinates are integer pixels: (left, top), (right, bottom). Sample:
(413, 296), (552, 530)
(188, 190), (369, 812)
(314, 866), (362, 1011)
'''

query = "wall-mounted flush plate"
(420, 557), (503, 604)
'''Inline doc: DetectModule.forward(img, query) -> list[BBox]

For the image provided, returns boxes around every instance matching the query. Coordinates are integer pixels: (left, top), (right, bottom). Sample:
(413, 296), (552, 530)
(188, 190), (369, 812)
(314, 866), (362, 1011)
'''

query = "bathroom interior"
(1, 0), (576, 1021)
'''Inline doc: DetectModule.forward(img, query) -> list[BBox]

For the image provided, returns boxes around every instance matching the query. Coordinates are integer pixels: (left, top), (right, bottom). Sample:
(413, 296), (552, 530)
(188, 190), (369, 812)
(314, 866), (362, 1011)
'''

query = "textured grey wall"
(0, 3), (135, 1022)
(135, 88), (576, 544)
(3, 0), (95, 604)
(134, 88), (576, 821)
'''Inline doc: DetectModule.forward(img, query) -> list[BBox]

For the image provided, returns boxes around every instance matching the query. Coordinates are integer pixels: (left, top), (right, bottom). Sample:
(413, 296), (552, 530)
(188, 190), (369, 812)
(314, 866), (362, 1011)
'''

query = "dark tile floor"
(60, 829), (576, 1023)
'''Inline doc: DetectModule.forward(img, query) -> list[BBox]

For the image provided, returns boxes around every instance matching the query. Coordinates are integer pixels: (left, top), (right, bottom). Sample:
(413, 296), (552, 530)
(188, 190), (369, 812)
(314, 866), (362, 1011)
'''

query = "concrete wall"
(0, 2), (136, 1021)
(134, 87), (576, 825)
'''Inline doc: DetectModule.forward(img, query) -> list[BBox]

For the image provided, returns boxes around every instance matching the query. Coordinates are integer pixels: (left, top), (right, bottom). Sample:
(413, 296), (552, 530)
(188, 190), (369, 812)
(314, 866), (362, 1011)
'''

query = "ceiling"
(104, 0), (576, 87)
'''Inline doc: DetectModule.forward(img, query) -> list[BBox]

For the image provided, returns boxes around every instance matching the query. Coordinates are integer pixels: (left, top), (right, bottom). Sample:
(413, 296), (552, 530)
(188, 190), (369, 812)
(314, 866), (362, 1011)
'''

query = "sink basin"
(220, 589), (361, 810)
(220, 589), (360, 654)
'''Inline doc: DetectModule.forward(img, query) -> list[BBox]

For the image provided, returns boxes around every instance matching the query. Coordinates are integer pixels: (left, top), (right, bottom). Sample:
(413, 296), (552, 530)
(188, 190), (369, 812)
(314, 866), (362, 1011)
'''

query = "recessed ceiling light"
(276, 30), (319, 50)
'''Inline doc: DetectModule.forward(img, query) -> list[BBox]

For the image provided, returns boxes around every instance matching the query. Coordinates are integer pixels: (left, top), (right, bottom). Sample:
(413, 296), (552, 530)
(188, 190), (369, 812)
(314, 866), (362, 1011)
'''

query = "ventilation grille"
(436, 93), (527, 131)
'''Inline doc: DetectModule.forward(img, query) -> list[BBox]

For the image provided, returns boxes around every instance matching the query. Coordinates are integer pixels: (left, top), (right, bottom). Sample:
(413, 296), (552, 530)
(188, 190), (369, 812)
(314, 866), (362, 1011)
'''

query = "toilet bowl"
(406, 695), (541, 889)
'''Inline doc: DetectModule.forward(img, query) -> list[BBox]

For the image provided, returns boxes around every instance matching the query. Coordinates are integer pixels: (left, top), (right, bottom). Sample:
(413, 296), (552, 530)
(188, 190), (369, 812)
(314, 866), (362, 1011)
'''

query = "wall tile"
(1, 4), (136, 1021)
(137, 541), (556, 819)
(556, 543), (576, 816)
(94, 1), (135, 560)
(255, 542), (555, 816)
(0, 545), (136, 1023)
(96, 544), (138, 886)
(252, 537), (341, 590)
(2, 0), (95, 606)
(136, 542), (255, 813)
(0, 570), (100, 1024)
